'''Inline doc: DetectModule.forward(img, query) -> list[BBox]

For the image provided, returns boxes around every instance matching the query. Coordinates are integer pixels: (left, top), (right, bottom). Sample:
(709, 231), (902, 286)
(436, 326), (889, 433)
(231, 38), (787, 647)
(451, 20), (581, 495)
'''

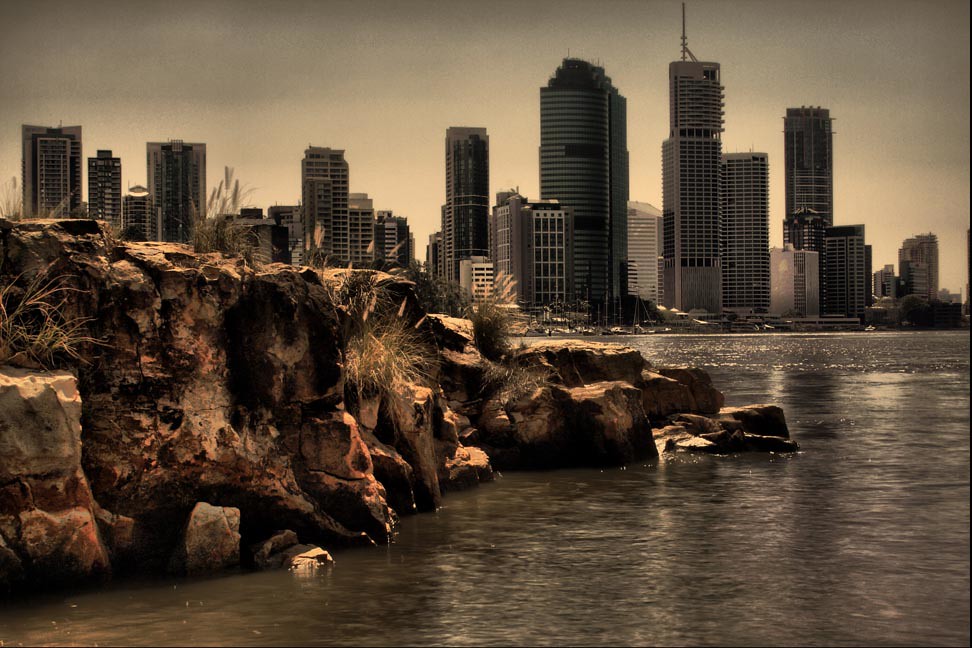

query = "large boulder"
(0, 368), (110, 589)
(715, 405), (790, 438)
(654, 366), (725, 415)
(169, 502), (240, 576)
(515, 340), (648, 387)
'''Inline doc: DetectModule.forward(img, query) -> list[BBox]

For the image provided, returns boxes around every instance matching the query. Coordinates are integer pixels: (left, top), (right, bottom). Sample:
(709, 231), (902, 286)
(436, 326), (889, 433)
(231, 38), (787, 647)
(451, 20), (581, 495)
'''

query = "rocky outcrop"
(653, 405), (799, 455)
(0, 219), (797, 592)
(0, 368), (110, 590)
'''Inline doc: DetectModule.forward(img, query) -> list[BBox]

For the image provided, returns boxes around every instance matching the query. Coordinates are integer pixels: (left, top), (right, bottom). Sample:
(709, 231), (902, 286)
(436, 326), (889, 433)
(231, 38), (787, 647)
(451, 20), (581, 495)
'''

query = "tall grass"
(322, 270), (433, 409)
(191, 167), (263, 265)
(0, 177), (21, 220)
(467, 270), (521, 361)
(0, 273), (98, 369)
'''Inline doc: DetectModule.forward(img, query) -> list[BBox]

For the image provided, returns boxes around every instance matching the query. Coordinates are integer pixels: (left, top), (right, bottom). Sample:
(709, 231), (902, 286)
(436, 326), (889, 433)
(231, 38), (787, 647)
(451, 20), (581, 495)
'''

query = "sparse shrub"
(480, 359), (551, 408)
(467, 271), (521, 361)
(0, 273), (98, 369)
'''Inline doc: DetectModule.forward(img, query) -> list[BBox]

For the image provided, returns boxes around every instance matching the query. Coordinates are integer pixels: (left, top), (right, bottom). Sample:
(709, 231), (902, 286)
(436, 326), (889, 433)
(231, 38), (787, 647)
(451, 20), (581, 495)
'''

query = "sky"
(1, 0), (969, 295)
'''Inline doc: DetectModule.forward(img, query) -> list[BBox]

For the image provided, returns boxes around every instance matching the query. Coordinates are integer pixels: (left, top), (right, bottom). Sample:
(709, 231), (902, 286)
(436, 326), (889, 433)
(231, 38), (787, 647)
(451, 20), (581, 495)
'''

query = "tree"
(898, 294), (931, 327)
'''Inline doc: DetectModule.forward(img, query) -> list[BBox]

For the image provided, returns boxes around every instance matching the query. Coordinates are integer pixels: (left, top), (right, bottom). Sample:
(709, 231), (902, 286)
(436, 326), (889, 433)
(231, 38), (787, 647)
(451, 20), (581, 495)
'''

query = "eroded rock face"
(653, 405), (799, 455)
(515, 340), (648, 388)
(0, 368), (110, 589)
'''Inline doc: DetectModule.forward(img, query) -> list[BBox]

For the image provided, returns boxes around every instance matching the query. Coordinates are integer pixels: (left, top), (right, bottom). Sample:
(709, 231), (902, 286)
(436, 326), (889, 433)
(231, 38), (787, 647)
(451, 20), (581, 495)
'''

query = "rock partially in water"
(250, 530), (300, 570)
(715, 405), (790, 438)
(169, 502), (241, 576)
(286, 546), (334, 572)
(653, 366), (725, 415)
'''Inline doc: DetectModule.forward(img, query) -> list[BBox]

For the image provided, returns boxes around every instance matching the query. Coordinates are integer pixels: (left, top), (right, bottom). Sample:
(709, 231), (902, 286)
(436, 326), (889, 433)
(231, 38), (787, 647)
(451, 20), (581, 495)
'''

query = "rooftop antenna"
(681, 3), (698, 62)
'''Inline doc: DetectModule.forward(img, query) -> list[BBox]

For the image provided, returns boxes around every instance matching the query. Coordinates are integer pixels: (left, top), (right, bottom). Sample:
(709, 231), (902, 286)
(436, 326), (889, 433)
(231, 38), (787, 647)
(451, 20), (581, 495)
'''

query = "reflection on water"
(1, 332), (968, 646)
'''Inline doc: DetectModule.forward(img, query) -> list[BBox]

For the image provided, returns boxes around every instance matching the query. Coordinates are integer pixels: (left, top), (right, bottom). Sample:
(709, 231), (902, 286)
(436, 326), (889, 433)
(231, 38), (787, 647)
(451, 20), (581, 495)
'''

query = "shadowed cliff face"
(0, 219), (490, 581)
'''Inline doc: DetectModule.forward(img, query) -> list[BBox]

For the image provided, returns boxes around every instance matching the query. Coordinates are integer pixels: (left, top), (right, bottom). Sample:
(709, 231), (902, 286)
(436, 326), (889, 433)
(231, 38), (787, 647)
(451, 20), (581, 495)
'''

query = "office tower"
(146, 140), (206, 243)
(442, 127), (489, 283)
(865, 244), (873, 306)
(783, 107), (834, 226)
(22, 124), (83, 217)
(824, 225), (867, 319)
(267, 205), (303, 266)
(662, 15), (723, 314)
(121, 185), (157, 242)
(301, 147), (349, 262)
(490, 191), (574, 307)
(459, 256), (494, 300)
(770, 245), (819, 317)
(873, 264), (897, 299)
(540, 58), (628, 305)
(720, 153), (770, 311)
(626, 201), (663, 304)
(898, 233), (939, 302)
(374, 211), (413, 267)
(87, 150), (121, 228)
(346, 193), (375, 266)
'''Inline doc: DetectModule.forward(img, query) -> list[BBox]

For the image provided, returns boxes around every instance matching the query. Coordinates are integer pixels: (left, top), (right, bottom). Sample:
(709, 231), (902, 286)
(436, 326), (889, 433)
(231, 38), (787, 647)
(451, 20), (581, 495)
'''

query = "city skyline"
(0, 0), (968, 294)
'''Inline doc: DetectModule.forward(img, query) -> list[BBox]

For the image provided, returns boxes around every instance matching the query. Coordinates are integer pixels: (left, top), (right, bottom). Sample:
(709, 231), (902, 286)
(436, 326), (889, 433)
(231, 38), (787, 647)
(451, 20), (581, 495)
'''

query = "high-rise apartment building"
(374, 211), (413, 267)
(442, 127), (489, 283)
(898, 233), (939, 302)
(540, 59), (628, 305)
(770, 245), (819, 317)
(268, 205), (303, 266)
(823, 225), (868, 319)
(720, 153), (770, 311)
(490, 191), (575, 307)
(146, 140), (206, 243)
(662, 25), (724, 314)
(459, 256), (494, 301)
(121, 185), (157, 242)
(626, 201), (663, 304)
(22, 124), (83, 217)
(87, 150), (121, 228)
(301, 147), (349, 263)
(346, 193), (375, 266)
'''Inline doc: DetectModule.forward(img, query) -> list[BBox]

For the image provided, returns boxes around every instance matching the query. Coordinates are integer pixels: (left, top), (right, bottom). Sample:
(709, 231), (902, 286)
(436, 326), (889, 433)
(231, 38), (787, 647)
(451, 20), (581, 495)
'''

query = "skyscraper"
(490, 191), (574, 307)
(346, 193), (375, 266)
(873, 264), (897, 299)
(146, 140), (206, 243)
(784, 107), (834, 226)
(87, 150), (121, 229)
(301, 147), (349, 263)
(121, 185), (157, 242)
(540, 58), (628, 305)
(374, 211), (413, 267)
(22, 124), (82, 217)
(442, 127), (489, 283)
(626, 201), (663, 304)
(824, 224), (867, 319)
(720, 153), (770, 311)
(267, 205), (303, 266)
(898, 233), (939, 302)
(662, 17), (724, 314)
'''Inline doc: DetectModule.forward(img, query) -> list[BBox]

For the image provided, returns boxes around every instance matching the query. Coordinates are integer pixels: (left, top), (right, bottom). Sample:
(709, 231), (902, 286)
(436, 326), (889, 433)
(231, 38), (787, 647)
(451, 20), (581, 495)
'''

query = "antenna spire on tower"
(681, 3), (698, 62)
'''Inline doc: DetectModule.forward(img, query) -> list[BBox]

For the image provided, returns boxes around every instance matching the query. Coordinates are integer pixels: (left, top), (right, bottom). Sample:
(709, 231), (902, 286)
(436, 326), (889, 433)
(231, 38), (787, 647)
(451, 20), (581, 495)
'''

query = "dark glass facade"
(540, 58), (628, 304)
(443, 128), (489, 283)
(784, 107), (833, 226)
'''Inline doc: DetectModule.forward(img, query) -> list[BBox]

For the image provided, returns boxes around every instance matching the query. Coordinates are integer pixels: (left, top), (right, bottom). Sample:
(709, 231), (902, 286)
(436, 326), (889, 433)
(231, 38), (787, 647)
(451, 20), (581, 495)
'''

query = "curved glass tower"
(540, 58), (628, 306)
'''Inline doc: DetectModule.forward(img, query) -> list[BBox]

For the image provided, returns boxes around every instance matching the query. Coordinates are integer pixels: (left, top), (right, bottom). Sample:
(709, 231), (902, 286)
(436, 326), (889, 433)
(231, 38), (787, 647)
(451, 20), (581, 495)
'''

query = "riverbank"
(1, 218), (796, 594)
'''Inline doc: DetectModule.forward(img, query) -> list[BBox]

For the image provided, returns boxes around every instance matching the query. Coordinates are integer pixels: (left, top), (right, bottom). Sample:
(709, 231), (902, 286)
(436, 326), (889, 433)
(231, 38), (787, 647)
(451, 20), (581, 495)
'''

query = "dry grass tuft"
(191, 167), (264, 265)
(0, 273), (99, 369)
(467, 270), (522, 361)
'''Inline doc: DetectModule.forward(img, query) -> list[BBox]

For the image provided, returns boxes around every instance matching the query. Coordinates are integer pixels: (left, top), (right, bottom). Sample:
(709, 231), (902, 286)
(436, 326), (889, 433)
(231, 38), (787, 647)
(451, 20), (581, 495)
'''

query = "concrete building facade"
(824, 224), (868, 319)
(87, 150), (122, 229)
(720, 153), (770, 311)
(22, 124), (83, 217)
(662, 51), (724, 314)
(301, 147), (349, 263)
(898, 233), (939, 302)
(771, 245), (819, 317)
(146, 140), (206, 243)
(374, 211), (413, 267)
(626, 201), (663, 304)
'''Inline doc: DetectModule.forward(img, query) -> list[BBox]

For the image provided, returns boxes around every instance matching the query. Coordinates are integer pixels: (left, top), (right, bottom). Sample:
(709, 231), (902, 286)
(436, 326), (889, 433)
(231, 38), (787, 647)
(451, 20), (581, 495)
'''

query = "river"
(1, 331), (969, 646)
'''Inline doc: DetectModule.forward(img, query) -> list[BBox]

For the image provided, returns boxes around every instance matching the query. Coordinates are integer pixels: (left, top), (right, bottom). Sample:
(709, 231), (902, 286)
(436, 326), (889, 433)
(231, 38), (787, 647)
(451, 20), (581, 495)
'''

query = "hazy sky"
(2, 0), (969, 294)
